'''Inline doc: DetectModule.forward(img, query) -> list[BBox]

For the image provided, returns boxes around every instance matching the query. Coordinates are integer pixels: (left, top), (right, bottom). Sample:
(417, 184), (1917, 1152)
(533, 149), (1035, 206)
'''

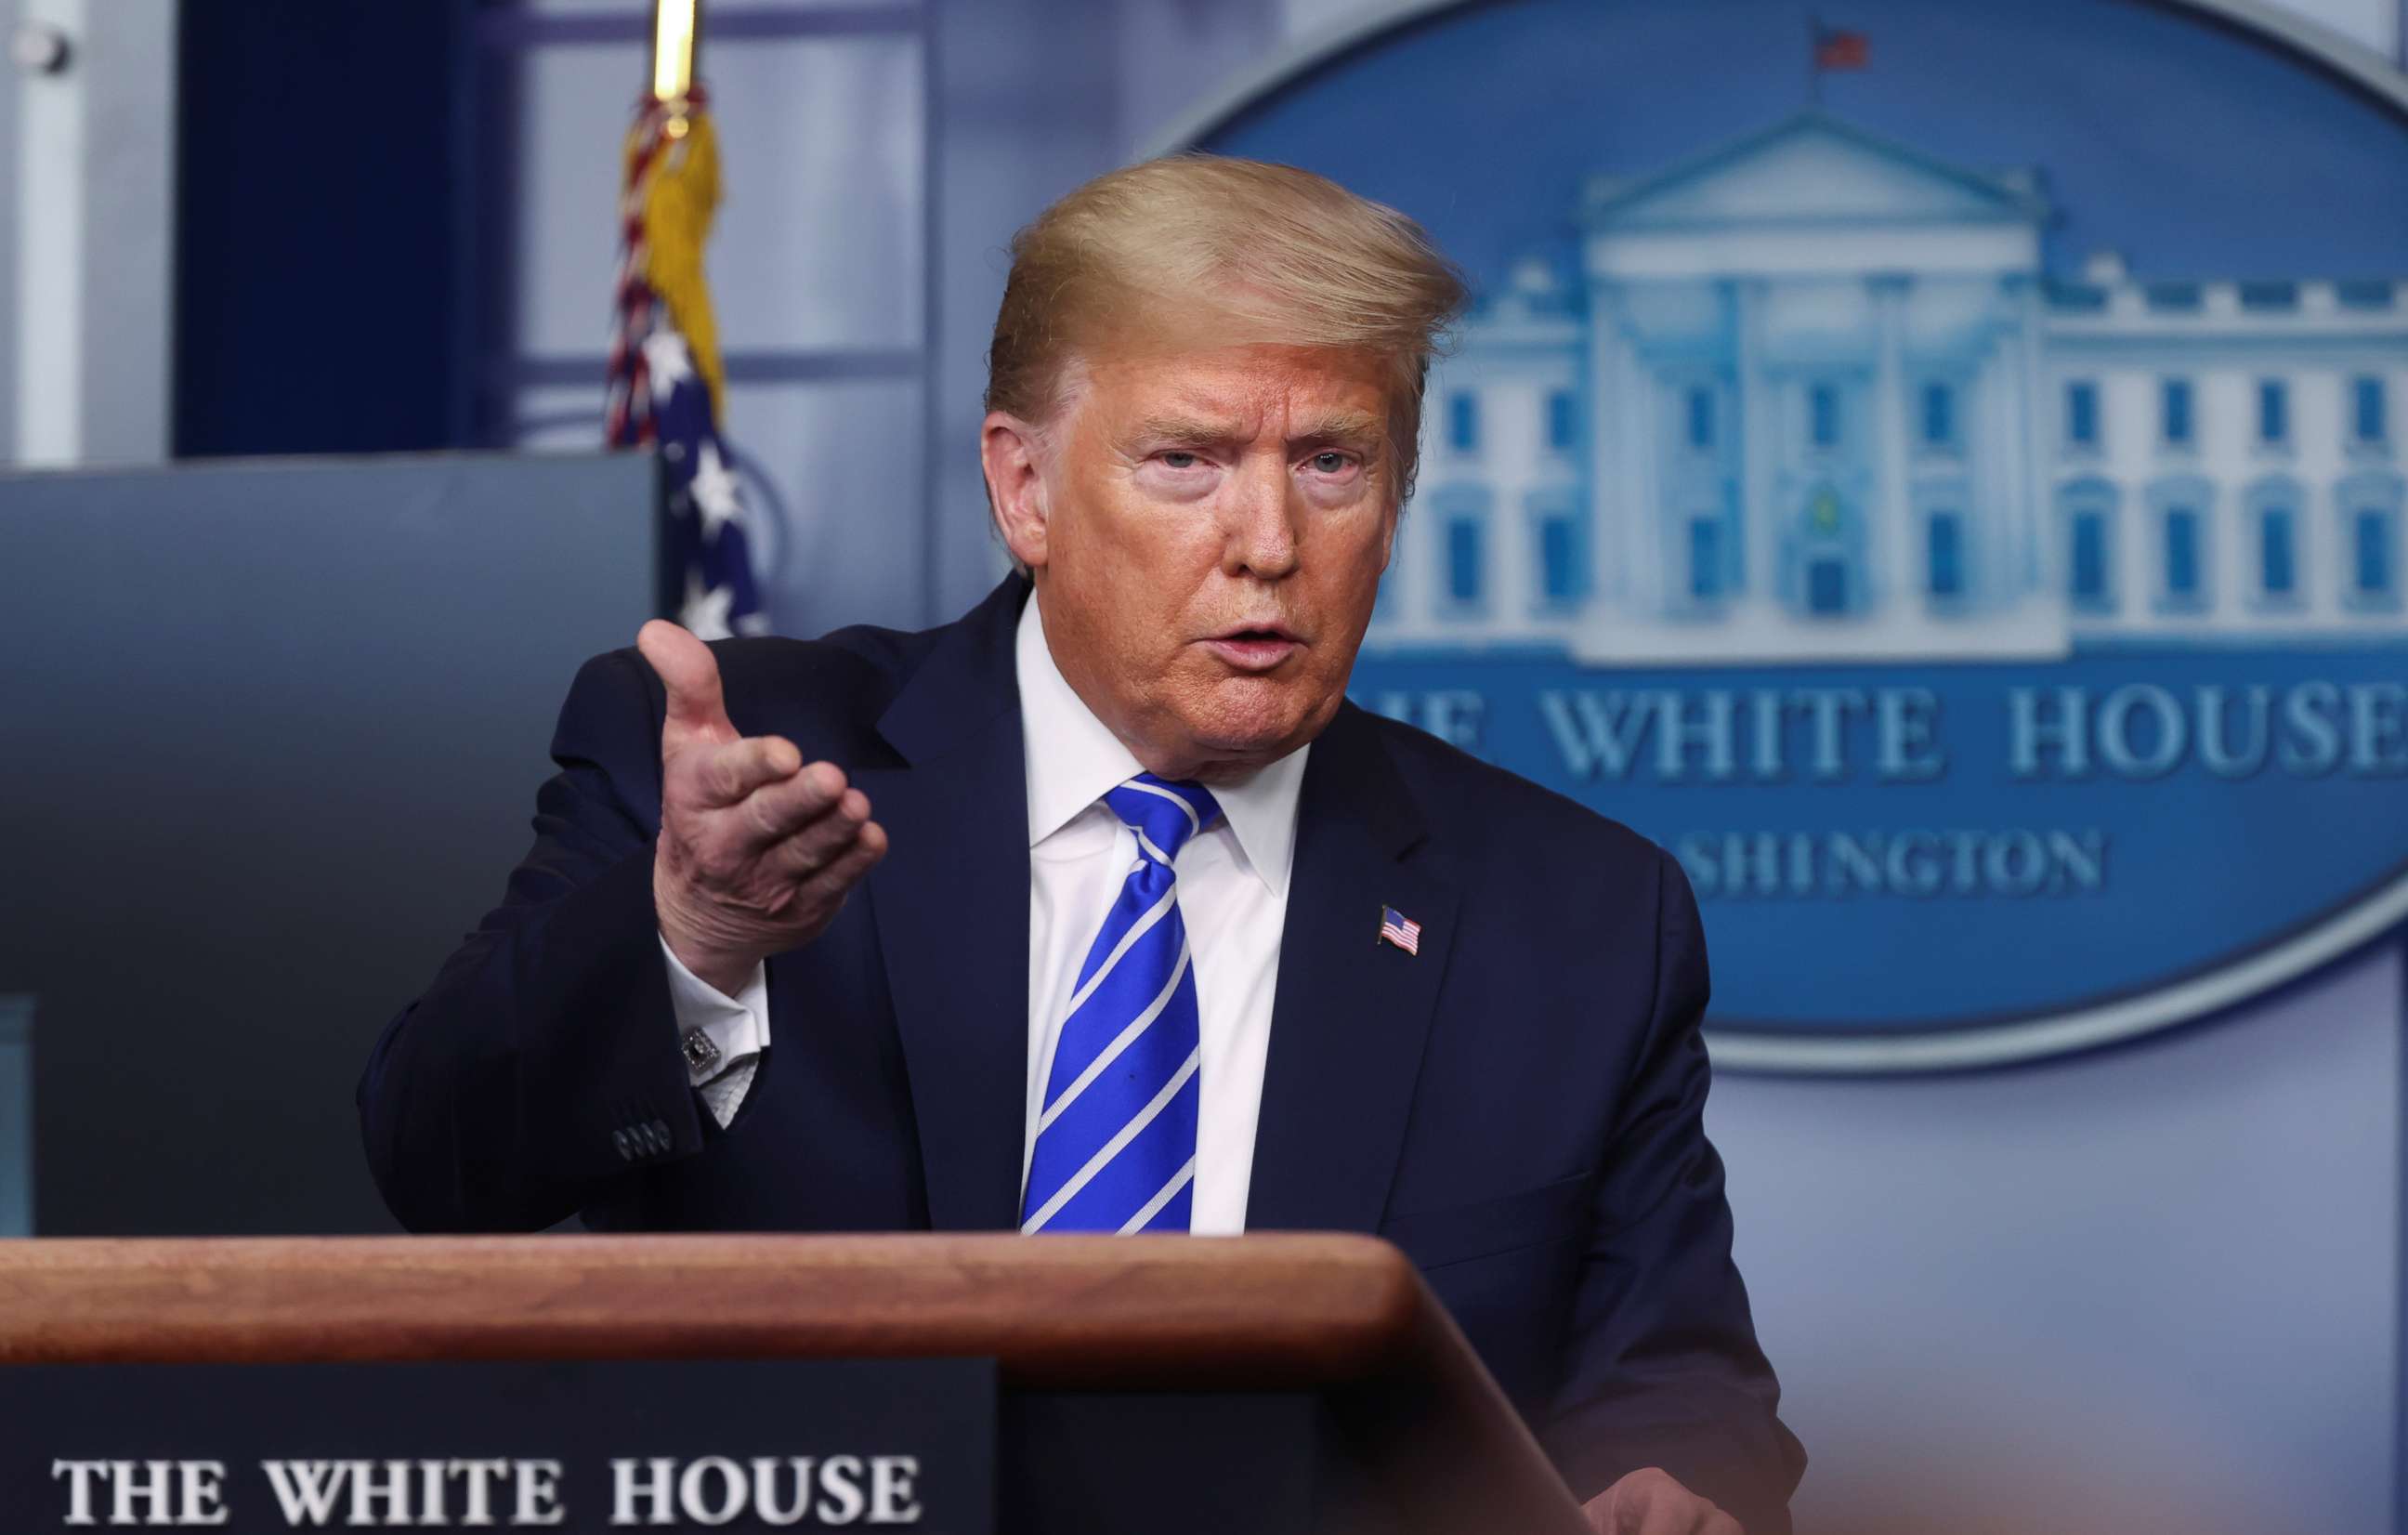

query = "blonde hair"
(985, 154), (1468, 504)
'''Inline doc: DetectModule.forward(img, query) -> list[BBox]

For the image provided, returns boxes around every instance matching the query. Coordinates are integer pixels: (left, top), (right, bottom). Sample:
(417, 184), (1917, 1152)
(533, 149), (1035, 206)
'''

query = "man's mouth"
(1202, 623), (1303, 672)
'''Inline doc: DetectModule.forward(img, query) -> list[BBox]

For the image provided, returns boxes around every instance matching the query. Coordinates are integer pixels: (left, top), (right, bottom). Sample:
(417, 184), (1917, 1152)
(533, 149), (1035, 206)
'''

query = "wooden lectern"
(0, 1233), (1590, 1534)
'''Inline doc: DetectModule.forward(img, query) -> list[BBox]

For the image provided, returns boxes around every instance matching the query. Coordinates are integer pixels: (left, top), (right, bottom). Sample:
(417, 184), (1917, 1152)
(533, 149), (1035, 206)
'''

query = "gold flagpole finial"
(651, 0), (699, 105)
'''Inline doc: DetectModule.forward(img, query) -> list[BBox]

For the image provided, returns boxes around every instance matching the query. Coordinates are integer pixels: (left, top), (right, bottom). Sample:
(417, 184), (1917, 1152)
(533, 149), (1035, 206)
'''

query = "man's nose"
(1222, 456), (1300, 579)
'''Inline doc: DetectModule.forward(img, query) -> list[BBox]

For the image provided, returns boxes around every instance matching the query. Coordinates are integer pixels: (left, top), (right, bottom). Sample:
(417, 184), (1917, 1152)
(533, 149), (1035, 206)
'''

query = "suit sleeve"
(1538, 848), (1809, 1533)
(356, 647), (708, 1233)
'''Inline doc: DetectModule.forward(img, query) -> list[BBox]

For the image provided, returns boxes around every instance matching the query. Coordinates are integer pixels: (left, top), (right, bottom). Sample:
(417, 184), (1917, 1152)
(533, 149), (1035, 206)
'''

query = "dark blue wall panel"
(174, 1), (472, 456)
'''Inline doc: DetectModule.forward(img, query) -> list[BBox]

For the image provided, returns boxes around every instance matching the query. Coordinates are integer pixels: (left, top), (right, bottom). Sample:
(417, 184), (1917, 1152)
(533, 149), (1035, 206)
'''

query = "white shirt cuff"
(658, 936), (769, 1125)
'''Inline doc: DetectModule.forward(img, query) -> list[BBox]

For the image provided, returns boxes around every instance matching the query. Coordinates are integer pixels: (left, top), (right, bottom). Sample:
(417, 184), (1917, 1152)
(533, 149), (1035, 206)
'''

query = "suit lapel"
(1244, 705), (1457, 1235)
(855, 577), (1033, 1232)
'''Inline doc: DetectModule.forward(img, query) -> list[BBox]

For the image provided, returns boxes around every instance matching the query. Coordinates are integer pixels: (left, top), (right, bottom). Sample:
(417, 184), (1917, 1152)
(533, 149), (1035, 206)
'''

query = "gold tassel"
(635, 104), (728, 424)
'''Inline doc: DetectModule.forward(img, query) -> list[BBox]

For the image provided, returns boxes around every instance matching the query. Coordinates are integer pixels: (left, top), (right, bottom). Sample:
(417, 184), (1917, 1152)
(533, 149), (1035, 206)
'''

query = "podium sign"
(2, 1358), (993, 1532)
(0, 1235), (1591, 1535)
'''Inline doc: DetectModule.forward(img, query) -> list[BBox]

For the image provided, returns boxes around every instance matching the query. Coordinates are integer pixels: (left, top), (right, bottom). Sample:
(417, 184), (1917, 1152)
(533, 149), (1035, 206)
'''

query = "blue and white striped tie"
(1020, 773), (1222, 1234)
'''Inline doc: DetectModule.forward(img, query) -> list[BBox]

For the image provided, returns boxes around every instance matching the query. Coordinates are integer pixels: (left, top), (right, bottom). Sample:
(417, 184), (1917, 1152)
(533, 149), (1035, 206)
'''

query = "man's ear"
(981, 410), (1053, 571)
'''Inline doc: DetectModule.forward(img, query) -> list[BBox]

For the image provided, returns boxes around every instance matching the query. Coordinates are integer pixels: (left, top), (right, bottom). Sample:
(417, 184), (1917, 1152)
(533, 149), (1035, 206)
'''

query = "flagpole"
(621, 0), (763, 636)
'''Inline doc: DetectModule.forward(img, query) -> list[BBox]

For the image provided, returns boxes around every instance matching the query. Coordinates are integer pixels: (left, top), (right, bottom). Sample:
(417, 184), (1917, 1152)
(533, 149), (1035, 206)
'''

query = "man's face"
(989, 343), (1400, 782)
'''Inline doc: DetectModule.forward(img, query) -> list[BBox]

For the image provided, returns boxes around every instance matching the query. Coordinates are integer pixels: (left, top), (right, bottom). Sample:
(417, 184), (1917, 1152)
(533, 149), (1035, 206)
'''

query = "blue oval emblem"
(1177, 0), (2408, 1069)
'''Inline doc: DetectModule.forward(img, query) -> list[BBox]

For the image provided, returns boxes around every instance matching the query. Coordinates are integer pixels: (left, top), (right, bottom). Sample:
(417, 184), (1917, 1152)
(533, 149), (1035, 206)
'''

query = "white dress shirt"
(661, 593), (1307, 1235)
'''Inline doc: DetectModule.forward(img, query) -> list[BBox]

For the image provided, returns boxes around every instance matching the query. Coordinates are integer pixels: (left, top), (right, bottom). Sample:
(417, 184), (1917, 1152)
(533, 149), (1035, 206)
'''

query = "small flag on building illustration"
(603, 1), (768, 640)
(1813, 20), (1869, 72)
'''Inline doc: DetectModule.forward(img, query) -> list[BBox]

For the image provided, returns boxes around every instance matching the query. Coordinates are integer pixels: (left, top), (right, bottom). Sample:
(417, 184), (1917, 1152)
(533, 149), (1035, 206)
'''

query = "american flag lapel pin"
(1377, 905), (1422, 956)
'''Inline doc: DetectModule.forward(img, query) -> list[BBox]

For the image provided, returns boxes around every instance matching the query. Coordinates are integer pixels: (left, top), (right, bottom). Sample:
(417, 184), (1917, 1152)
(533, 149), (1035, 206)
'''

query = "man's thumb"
(636, 619), (735, 743)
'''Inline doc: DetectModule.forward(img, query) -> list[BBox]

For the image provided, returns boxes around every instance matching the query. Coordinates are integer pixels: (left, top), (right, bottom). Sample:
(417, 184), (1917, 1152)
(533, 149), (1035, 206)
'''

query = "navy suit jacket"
(360, 575), (1805, 1528)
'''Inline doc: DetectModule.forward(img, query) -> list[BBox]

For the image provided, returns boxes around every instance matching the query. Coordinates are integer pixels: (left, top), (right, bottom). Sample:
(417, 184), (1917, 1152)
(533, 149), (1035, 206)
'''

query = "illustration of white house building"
(1377, 111), (2408, 663)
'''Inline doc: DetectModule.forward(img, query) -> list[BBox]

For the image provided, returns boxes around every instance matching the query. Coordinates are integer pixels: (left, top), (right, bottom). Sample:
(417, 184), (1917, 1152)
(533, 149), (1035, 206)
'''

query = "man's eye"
(1310, 452), (1354, 473)
(1159, 451), (1200, 469)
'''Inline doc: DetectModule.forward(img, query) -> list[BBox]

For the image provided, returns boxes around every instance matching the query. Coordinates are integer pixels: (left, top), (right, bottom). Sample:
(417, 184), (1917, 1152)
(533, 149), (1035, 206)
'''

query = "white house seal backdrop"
(1177, 0), (2408, 1069)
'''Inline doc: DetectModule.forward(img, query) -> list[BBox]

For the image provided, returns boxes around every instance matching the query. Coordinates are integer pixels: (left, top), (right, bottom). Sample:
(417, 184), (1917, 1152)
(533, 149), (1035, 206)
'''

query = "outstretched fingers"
(740, 767), (857, 849)
(764, 783), (881, 877)
(790, 815), (888, 899)
(678, 734), (804, 810)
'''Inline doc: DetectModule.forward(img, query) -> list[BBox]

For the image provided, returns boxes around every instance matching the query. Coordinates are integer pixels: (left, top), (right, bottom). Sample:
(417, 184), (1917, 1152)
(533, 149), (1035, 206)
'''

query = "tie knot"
(1103, 774), (1224, 866)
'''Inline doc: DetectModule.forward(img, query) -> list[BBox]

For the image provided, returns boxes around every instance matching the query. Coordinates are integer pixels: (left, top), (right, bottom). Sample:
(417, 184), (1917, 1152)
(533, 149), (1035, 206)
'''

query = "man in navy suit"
(361, 156), (1802, 1534)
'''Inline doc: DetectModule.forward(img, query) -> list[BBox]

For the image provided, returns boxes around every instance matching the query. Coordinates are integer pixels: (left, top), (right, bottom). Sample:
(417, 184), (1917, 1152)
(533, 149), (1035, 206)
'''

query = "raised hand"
(637, 620), (888, 996)
(1583, 1469), (1741, 1535)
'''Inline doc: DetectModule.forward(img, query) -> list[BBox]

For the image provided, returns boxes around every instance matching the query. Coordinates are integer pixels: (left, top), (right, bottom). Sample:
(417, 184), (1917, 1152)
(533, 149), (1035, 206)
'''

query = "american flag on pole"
(1378, 906), (1422, 956)
(604, 80), (768, 640)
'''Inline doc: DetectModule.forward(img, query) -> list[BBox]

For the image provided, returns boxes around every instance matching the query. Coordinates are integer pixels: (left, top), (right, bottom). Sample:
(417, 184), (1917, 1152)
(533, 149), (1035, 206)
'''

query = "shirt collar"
(1014, 593), (1309, 897)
